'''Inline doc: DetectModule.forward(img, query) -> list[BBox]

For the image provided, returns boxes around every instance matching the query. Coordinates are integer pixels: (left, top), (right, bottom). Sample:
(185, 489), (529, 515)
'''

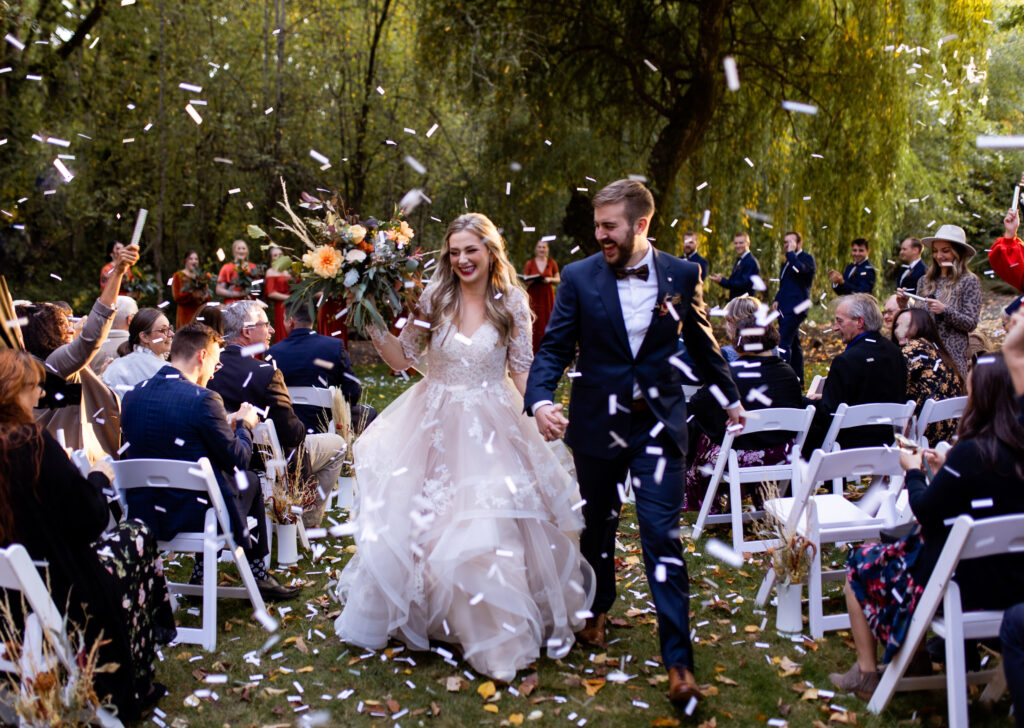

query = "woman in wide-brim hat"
(898, 224), (981, 376)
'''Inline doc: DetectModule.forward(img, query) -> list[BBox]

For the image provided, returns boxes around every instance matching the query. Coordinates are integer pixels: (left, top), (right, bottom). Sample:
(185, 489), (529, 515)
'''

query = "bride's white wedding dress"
(334, 286), (595, 681)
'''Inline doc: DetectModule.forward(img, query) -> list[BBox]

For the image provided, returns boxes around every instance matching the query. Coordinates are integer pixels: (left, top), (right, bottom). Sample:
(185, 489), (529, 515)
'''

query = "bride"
(334, 213), (595, 681)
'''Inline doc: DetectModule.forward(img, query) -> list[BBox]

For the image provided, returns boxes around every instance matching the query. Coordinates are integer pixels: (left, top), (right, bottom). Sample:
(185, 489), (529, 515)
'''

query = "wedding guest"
(521, 239), (559, 353)
(898, 224), (982, 376)
(828, 238), (876, 295)
(91, 295), (137, 373)
(266, 304), (376, 435)
(0, 350), (175, 719)
(99, 240), (134, 294)
(264, 246), (292, 344)
(193, 302), (223, 336)
(216, 239), (259, 304)
(681, 230), (709, 282)
(988, 172), (1024, 293)
(209, 301), (346, 529)
(831, 351), (1024, 698)
(120, 323), (298, 601)
(101, 308), (173, 393)
(710, 232), (760, 300)
(802, 293), (907, 457)
(684, 318), (803, 512)
(773, 231), (816, 384)
(171, 249), (210, 328)
(881, 294), (903, 337)
(896, 237), (926, 294)
(719, 296), (762, 362)
(890, 308), (964, 444)
(18, 243), (138, 459)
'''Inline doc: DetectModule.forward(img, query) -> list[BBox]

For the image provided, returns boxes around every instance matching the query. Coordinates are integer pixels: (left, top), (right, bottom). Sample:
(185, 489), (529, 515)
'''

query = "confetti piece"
(723, 56), (739, 90)
(178, 82), (202, 93)
(426, 123), (439, 137)
(4, 34), (24, 51)
(309, 149), (329, 165)
(643, 58), (658, 72)
(184, 103), (203, 124)
(404, 155), (426, 174)
(781, 100), (818, 114)
(977, 135), (1024, 149)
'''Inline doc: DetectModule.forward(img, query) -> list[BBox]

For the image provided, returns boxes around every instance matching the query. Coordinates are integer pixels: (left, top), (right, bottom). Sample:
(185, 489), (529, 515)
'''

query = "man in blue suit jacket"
(897, 236), (926, 294)
(828, 237), (876, 295)
(772, 231), (816, 384)
(681, 230), (709, 283)
(526, 180), (744, 708)
(266, 304), (376, 434)
(120, 323), (298, 600)
(710, 232), (760, 299)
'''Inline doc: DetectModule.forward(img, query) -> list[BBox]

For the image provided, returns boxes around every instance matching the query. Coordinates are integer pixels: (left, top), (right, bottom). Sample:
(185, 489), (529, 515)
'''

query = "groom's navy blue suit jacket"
(525, 248), (740, 459)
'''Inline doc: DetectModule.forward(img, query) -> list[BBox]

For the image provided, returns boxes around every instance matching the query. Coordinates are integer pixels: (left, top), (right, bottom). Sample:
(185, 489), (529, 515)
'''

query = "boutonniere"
(652, 293), (683, 319)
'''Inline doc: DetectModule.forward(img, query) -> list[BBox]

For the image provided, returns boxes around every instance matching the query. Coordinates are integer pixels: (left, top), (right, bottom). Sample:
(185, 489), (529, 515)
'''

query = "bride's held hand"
(535, 404), (568, 442)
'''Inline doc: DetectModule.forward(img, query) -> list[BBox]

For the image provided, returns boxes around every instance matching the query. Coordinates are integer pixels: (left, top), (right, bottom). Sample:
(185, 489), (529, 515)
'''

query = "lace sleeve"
(507, 288), (534, 375)
(395, 286), (433, 362)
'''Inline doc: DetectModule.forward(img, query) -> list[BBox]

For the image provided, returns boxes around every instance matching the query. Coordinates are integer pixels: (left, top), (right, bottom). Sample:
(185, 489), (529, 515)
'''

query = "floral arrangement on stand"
(756, 481), (817, 587)
(251, 179), (424, 337)
(254, 442), (315, 526)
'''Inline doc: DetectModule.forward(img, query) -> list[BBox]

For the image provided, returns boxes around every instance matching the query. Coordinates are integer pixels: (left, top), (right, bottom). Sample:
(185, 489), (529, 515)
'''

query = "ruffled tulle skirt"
(334, 377), (595, 681)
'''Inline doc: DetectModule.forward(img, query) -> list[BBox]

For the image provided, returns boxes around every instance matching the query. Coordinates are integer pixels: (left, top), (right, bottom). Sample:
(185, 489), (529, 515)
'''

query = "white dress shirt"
(617, 246), (658, 399)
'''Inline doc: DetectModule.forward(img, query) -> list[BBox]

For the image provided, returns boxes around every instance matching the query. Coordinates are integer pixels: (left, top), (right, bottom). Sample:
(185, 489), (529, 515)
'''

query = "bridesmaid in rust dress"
(522, 239), (560, 353)
(264, 246), (293, 344)
(171, 250), (211, 328)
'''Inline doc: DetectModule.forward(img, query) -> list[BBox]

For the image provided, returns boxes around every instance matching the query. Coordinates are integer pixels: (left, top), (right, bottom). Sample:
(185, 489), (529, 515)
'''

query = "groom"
(526, 179), (743, 708)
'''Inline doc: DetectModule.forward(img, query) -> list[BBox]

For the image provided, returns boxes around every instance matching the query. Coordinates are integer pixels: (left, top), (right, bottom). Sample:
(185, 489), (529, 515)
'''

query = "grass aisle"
(149, 364), (1012, 728)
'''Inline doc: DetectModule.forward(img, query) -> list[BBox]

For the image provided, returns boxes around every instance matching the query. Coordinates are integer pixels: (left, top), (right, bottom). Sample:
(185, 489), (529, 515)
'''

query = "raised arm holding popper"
(989, 171), (1024, 293)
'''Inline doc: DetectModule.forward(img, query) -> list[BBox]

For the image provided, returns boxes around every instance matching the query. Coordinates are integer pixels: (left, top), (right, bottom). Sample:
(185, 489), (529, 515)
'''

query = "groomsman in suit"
(828, 238), (876, 295)
(526, 179), (743, 709)
(681, 231), (709, 283)
(709, 232), (760, 299)
(120, 323), (299, 600)
(772, 231), (816, 385)
(897, 237), (926, 294)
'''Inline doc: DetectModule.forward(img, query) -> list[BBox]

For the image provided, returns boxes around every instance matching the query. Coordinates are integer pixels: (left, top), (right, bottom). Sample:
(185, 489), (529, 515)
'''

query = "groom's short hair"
(592, 179), (655, 228)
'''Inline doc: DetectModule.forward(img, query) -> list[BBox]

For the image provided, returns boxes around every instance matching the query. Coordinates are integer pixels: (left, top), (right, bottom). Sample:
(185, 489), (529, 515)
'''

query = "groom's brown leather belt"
(630, 398), (649, 412)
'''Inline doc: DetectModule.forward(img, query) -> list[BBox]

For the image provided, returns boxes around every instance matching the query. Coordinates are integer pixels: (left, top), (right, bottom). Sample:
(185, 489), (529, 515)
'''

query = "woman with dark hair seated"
(0, 350), (175, 719)
(683, 317), (803, 512)
(101, 308), (174, 393)
(192, 302), (224, 336)
(831, 351), (1024, 698)
(891, 307), (964, 444)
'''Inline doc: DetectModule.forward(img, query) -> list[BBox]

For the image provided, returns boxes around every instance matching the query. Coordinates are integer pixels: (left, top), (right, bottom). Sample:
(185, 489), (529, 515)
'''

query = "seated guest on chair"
(209, 301), (346, 529)
(710, 232), (760, 300)
(890, 308), (964, 445)
(719, 296), (762, 362)
(101, 308), (174, 393)
(120, 323), (298, 601)
(91, 295), (137, 373)
(684, 318), (803, 512)
(881, 294), (903, 337)
(802, 293), (907, 457)
(828, 238), (876, 295)
(0, 350), (175, 718)
(266, 303), (377, 434)
(832, 351), (1024, 698)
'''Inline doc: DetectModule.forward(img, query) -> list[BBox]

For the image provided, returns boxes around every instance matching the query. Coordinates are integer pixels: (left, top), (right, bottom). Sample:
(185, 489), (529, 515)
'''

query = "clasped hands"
(228, 402), (260, 430)
(534, 403), (747, 442)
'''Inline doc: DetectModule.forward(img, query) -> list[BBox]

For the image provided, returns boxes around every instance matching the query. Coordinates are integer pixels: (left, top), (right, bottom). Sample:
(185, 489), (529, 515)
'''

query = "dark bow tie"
(614, 264), (649, 281)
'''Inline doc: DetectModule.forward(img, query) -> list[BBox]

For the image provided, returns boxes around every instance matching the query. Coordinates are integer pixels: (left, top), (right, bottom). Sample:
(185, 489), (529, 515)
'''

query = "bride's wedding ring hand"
(535, 404), (568, 442)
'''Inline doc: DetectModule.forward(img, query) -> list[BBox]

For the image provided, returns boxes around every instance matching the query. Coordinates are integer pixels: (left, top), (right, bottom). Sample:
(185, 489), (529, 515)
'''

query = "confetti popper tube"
(129, 208), (148, 248)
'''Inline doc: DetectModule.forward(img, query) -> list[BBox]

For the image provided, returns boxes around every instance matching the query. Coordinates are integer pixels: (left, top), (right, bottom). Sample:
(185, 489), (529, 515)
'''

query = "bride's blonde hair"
(426, 213), (529, 346)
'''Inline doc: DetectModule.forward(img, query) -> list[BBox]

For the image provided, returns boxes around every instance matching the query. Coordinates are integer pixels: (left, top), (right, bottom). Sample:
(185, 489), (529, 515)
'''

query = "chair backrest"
(252, 418), (286, 484)
(287, 386), (335, 409)
(734, 405), (817, 450)
(785, 447), (904, 531)
(0, 544), (74, 673)
(916, 396), (967, 445)
(820, 400), (917, 452)
(111, 457), (236, 547)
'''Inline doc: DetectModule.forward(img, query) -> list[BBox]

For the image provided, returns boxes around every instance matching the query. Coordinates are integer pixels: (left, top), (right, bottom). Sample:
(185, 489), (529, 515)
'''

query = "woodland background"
(1, 0), (1023, 310)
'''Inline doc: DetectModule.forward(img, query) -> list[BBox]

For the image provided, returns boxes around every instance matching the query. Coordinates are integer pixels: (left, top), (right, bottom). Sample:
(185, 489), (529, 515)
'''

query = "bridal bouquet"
(256, 180), (424, 337)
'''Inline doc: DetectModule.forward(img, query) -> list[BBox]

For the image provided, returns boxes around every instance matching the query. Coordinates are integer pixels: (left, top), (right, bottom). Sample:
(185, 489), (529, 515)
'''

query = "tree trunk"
(350, 0), (393, 213)
(155, 0), (167, 286)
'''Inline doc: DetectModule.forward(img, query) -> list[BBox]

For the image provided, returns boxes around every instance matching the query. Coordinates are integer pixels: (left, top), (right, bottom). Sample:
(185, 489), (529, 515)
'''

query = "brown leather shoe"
(667, 666), (702, 711)
(575, 613), (607, 648)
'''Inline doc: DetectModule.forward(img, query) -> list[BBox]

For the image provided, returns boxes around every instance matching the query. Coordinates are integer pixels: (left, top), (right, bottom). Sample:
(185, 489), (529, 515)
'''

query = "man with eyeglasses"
(209, 301), (347, 529)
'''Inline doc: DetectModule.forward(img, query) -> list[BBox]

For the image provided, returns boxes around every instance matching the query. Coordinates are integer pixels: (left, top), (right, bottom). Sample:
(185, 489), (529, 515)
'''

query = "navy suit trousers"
(572, 407), (693, 671)
(777, 311), (807, 385)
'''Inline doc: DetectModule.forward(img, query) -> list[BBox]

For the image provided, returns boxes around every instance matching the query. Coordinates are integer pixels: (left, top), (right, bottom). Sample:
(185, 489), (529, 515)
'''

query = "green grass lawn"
(145, 362), (1013, 728)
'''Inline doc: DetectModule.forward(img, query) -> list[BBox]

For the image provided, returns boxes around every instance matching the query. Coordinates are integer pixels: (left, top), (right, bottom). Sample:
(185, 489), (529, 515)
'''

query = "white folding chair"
(868, 514), (1024, 727)
(818, 400), (915, 493)
(252, 419), (311, 555)
(756, 447), (906, 638)
(0, 544), (123, 727)
(915, 396), (967, 448)
(286, 385), (337, 433)
(692, 405), (816, 554)
(111, 457), (269, 651)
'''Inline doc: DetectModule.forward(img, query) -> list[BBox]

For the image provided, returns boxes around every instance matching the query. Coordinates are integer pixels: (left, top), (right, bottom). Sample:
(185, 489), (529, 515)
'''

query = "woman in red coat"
(522, 240), (560, 353)
(264, 245), (292, 343)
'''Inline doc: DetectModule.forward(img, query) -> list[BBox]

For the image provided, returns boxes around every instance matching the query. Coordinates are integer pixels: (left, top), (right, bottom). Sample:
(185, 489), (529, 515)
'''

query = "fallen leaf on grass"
(828, 711), (857, 723)
(801, 689), (819, 701)
(608, 617), (631, 627)
(777, 657), (802, 677)
(296, 665), (314, 674)
(651, 718), (680, 727)
(483, 704), (499, 713)
(386, 698), (401, 713)
(582, 678), (606, 696)
(697, 719), (717, 728)
(698, 684), (719, 698)
(744, 625), (760, 633)
(519, 672), (538, 696)
(430, 701), (441, 716)
(445, 676), (464, 692)
(509, 713), (524, 726)
(715, 675), (739, 686)
(477, 680), (496, 699)
(647, 675), (669, 685)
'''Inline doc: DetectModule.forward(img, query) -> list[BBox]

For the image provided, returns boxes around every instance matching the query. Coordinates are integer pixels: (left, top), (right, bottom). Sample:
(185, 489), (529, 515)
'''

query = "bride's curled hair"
(427, 213), (529, 346)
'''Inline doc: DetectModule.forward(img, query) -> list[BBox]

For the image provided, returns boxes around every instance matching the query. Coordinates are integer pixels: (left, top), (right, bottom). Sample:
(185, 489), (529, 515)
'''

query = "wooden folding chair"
(915, 396), (967, 448)
(0, 544), (123, 727)
(111, 457), (270, 651)
(868, 514), (1024, 727)
(756, 446), (905, 638)
(692, 405), (816, 554)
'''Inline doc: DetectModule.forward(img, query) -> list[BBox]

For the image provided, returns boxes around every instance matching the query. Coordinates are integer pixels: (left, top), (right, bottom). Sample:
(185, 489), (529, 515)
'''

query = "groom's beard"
(603, 233), (640, 269)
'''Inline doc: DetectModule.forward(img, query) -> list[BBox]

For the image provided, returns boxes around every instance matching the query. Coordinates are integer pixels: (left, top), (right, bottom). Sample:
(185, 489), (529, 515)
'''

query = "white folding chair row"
(914, 396), (967, 448)
(692, 405), (816, 554)
(818, 400), (915, 493)
(868, 513), (1024, 727)
(0, 543), (123, 727)
(756, 446), (906, 638)
(252, 419), (311, 557)
(286, 385), (337, 433)
(111, 457), (270, 651)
